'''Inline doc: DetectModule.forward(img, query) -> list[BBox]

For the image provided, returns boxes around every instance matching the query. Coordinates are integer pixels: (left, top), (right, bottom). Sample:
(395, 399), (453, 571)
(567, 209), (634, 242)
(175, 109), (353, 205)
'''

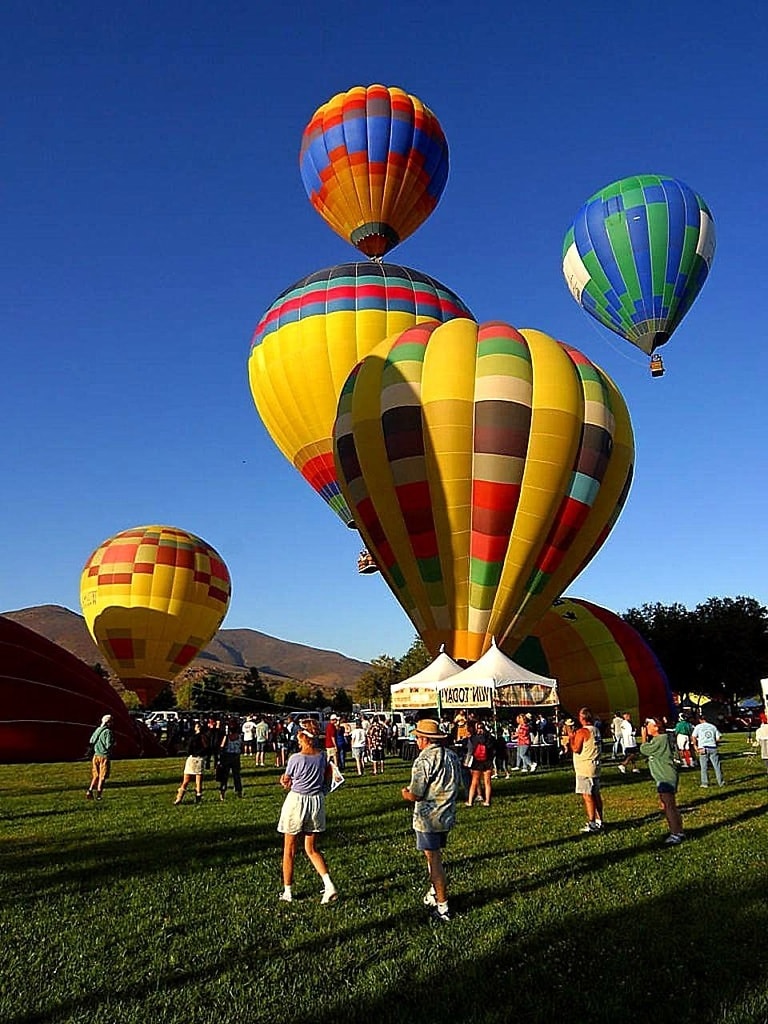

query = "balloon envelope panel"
(509, 597), (674, 724)
(299, 84), (449, 258)
(80, 525), (231, 705)
(0, 616), (164, 763)
(249, 263), (473, 526)
(563, 174), (715, 355)
(333, 320), (634, 662)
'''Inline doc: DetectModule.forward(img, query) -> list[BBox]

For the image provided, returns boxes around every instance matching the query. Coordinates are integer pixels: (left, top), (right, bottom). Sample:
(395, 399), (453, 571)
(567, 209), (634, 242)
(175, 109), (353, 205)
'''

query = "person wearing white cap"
(85, 714), (114, 801)
(401, 719), (462, 923)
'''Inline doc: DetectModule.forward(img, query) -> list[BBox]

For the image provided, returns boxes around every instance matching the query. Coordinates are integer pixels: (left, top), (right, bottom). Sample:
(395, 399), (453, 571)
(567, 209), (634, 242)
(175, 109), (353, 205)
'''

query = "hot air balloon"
(0, 615), (165, 763)
(562, 174), (715, 375)
(507, 597), (674, 725)
(333, 320), (634, 664)
(80, 525), (232, 706)
(248, 262), (473, 528)
(299, 84), (449, 259)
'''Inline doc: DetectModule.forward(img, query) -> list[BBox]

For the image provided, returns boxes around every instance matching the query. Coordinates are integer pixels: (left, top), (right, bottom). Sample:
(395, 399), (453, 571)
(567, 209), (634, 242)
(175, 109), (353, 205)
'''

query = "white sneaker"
(510, 766), (521, 772)
(618, 764), (626, 774)
(423, 888), (437, 907)
(321, 886), (338, 905)
(278, 892), (293, 902)
(528, 763), (538, 773)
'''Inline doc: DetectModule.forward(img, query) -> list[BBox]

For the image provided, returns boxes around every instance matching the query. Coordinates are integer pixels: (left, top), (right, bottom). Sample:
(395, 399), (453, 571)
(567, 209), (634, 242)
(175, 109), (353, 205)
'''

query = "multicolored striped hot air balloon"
(80, 525), (231, 706)
(563, 174), (715, 369)
(248, 263), (472, 527)
(508, 597), (674, 724)
(299, 84), (449, 259)
(333, 319), (634, 663)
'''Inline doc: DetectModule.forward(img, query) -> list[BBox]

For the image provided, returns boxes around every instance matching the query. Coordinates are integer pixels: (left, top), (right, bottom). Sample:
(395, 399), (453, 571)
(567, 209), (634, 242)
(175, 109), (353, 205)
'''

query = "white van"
(144, 711), (180, 728)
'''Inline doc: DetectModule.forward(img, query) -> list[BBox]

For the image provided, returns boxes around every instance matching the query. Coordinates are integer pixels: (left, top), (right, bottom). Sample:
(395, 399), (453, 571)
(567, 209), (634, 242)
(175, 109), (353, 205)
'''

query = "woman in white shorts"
(277, 721), (338, 905)
(174, 720), (208, 805)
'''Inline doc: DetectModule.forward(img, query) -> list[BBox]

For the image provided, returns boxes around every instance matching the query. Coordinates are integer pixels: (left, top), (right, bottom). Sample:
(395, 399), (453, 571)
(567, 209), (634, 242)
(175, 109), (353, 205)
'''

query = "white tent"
(390, 648), (463, 711)
(435, 639), (558, 710)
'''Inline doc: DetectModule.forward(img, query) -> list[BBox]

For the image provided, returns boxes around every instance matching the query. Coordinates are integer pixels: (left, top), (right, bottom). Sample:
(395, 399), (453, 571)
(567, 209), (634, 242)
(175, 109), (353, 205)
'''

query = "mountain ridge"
(2, 605), (371, 691)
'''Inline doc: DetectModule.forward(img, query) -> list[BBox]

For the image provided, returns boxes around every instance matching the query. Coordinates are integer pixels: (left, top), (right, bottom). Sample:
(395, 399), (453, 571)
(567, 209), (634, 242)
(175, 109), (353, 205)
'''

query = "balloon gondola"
(356, 550), (379, 575)
(649, 354), (665, 378)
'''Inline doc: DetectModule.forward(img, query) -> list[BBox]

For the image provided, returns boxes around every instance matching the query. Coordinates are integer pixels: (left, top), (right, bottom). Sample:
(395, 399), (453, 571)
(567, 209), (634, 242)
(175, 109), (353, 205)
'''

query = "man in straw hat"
(401, 719), (462, 923)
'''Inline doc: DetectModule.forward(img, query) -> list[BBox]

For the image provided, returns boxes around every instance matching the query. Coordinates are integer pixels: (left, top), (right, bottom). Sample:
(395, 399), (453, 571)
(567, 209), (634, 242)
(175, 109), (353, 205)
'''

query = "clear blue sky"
(3, 1), (766, 663)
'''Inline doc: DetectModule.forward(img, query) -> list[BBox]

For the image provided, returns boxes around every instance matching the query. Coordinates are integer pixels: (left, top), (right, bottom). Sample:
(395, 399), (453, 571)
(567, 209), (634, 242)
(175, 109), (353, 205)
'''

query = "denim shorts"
(415, 830), (448, 851)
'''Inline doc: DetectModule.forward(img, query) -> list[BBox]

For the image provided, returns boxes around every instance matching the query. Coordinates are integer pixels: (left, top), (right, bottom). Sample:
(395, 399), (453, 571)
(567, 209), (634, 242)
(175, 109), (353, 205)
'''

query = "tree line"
(348, 596), (768, 707)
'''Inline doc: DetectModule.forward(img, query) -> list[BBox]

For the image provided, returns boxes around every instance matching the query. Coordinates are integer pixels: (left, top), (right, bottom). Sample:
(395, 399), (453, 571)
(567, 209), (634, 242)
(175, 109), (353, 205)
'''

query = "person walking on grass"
(639, 716), (685, 845)
(756, 720), (768, 774)
(253, 716), (269, 766)
(277, 720), (337, 905)
(174, 720), (209, 805)
(350, 719), (367, 775)
(692, 715), (725, 788)
(366, 715), (388, 775)
(511, 713), (537, 773)
(565, 706), (604, 834)
(401, 719), (462, 924)
(610, 711), (624, 760)
(617, 712), (640, 774)
(674, 715), (695, 768)
(465, 720), (495, 806)
(217, 719), (244, 800)
(85, 713), (114, 800)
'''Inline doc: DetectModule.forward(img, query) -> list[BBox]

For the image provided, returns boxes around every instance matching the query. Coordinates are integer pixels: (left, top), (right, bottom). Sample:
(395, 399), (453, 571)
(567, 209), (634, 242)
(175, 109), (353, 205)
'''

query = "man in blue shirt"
(401, 719), (462, 924)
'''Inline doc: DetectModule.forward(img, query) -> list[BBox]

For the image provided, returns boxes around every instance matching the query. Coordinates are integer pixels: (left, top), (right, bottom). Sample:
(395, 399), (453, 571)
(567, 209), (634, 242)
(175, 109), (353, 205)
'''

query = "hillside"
(2, 605), (371, 691)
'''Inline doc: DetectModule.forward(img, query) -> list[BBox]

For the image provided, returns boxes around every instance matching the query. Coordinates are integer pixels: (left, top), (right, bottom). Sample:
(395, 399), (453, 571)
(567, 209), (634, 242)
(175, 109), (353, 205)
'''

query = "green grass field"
(1, 737), (767, 1024)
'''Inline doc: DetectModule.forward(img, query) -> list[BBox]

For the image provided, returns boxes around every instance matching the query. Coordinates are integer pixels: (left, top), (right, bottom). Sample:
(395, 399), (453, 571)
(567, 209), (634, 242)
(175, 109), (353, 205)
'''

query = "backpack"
(473, 741), (488, 762)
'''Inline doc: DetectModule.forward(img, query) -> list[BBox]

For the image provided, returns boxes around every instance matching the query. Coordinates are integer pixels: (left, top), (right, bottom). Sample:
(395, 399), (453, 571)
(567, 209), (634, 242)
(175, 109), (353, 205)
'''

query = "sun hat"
(414, 719), (447, 740)
(101, 714), (112, 725)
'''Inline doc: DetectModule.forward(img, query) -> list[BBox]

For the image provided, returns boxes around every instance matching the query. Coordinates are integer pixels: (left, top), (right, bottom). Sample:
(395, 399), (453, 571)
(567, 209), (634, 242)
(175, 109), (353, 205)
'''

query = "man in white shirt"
(241, 716), (256, 756)
(692, 716), (724, 787)
(617, 713), (640, 774)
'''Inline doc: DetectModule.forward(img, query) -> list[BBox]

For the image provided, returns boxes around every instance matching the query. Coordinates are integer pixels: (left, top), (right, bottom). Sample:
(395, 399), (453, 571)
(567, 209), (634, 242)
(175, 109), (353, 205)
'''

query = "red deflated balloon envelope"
(0, 616), (165, 763)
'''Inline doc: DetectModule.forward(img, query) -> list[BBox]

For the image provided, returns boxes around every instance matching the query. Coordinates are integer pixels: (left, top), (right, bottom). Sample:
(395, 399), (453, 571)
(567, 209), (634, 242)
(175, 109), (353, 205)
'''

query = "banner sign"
(391, 685), (438, 711)
(437, 683), (494, 709)
(494, 683), (559, 708)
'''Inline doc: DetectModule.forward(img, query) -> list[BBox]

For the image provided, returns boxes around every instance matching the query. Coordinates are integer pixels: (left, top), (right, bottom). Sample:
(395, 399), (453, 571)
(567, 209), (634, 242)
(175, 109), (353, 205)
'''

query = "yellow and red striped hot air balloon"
(80, 525), (231, 706)
(248, 262), (472, 528)
(299, 85), (449, 259)
(508, 597), (674, 724)
(333, 320), (634, 664)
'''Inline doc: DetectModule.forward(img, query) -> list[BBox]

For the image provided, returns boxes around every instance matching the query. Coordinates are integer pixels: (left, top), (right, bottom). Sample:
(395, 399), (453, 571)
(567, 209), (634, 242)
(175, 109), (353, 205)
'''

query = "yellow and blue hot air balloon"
(248, 263), (472, 528)
(562, 174), (715, 375)
(333, 320), (634, 664)
(80, 525), (232, 706)
(299, 84), (449, 259)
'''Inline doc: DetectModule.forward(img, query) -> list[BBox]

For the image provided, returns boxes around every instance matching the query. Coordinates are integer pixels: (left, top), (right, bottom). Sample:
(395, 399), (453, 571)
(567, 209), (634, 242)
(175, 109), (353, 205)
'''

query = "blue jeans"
(699, 747), (723, 786)
(517, 744), (534, 770)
